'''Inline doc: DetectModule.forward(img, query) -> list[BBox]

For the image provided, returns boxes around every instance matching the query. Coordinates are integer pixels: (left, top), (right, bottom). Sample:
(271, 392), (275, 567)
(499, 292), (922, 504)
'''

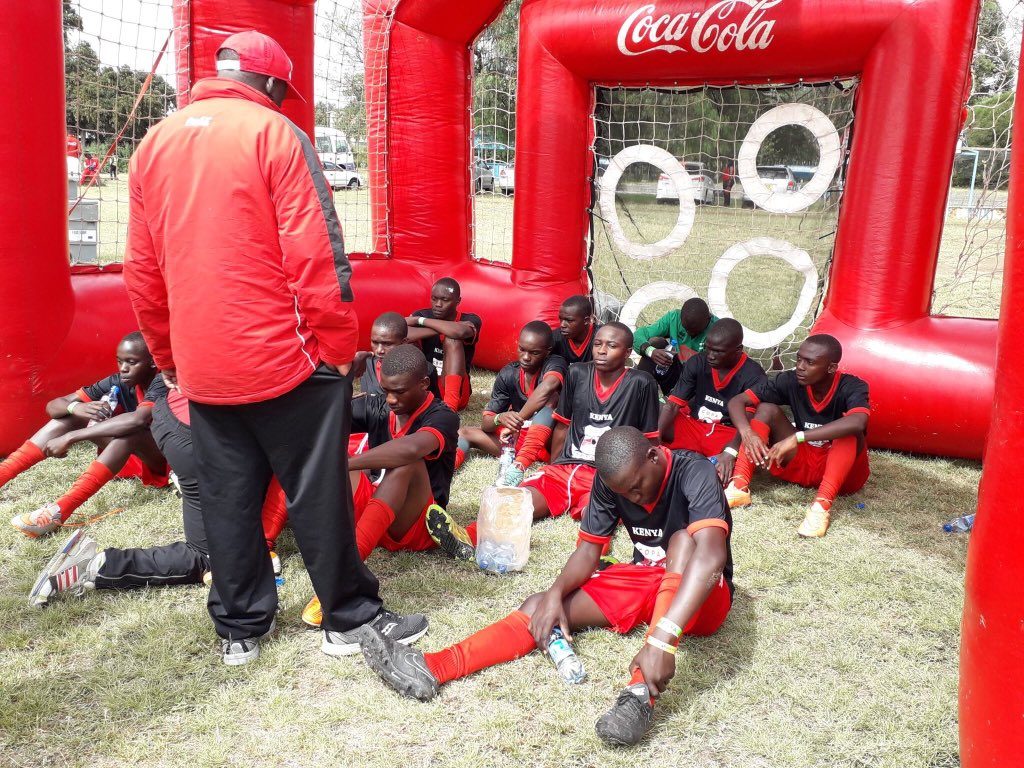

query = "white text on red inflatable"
(617, 0), (782, 56)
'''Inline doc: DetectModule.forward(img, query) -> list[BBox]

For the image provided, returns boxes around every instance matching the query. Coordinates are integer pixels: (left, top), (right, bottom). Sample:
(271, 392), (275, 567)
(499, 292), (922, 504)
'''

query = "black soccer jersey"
(747, 370), (871, 446)
(551, 323), (601, 365)
(668, 353), (767, 427)
(360, 356), (441, 398)
(140, 374), (169, 407)
(411, 310), (483, 377)
(484, 355), (568, 416)
(352, 392), (460, 507)
(77, 373), (144, 415)
(581, 447), (733, 590)
(553, 363), (660, 467)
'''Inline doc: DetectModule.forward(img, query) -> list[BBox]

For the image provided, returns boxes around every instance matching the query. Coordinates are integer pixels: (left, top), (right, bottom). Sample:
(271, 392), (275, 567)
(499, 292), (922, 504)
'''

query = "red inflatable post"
(959, 47), (1024, 766)
(0, 2), (137, 455)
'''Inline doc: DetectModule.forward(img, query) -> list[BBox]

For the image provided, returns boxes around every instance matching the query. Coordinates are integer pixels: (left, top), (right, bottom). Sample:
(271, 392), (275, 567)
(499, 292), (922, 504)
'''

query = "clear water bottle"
(547, 627), (586, 684)
(270, 551), (285, 586)
(654, 340), (676, 377)
(88, 385), (120, 426)
(943, 513), (975, 533)
(496, 443), (516, 486)
(477, 540), (516, 575)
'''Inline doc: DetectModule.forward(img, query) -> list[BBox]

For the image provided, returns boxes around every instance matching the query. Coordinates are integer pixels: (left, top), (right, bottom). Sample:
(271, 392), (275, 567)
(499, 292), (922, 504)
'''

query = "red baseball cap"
(215, 30), (306, 103)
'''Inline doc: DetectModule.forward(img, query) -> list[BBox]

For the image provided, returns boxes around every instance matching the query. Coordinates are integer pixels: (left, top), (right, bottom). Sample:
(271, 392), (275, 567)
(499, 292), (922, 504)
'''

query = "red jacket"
(124, 78), (357, 405)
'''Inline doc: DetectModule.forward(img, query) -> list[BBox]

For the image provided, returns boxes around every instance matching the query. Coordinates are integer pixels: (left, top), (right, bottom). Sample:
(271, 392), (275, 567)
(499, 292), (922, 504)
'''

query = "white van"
(314, 126), (355, 171)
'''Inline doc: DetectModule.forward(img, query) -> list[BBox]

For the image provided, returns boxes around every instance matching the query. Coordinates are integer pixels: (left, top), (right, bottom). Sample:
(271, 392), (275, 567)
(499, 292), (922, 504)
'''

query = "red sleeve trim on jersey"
(687, 518), (730, 536)
(577, 530), (612, 547)
(139, 401), (156, 409)
(74, 388), (92, 403)
(553, 412), (571, 425)
(418, 427), (446, 460)
(843, 407), (871, 417)
(744, 388), (760, 406)
(542, 371), (565, 385)
(667, 395), (687, 408)
(482, 410), (497, 419)
(644, 431), (661, 441)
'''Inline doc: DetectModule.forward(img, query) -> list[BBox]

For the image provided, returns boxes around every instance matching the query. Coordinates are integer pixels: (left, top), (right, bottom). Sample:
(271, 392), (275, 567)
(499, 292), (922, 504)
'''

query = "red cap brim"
(286, 82), (307, 104)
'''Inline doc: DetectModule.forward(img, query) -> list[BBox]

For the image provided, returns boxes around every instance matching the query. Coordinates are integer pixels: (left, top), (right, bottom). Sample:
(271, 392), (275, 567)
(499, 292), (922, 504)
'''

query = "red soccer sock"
(731, 419), (770, 490)
(514, 424), (552, 469)
(465, 520), (479, 546)
(424, 610), (536, 684)
(0, 441), (45, 489)
(53, 460), (115, 521)
(815, 435), (859, 512)
(626, 571), (683, 705)
(355, 498), (396, 560)
(442, 375), (466, 411)
(261, 476), (288, 551)
(455, 448), (466, 470)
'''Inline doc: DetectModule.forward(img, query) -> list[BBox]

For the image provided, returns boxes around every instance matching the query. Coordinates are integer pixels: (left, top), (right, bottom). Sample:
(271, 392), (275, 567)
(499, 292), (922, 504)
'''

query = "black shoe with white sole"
(321, 607), (429, 657)
(594, 684), (655, 746)
(360, 627), (439, 701)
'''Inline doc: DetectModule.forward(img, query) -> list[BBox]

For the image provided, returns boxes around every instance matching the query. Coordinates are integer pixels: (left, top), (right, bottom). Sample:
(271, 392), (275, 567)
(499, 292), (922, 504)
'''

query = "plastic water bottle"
(477, 540), (516, 575)
(496, 444), (516, 486)
(654, 340), (676, 377)
(547, 627), (586, 684)
(708, 455), (719, 466)
(943, 513), (975, 533)
(270, 551), (285, 586)
(88, 385), (120, 426)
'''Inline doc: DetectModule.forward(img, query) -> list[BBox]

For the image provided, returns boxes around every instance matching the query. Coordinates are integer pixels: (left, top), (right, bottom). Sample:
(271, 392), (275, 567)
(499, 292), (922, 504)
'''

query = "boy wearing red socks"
(428, 323), (659, 563)
(7, 333), (170, 538)
(724, 334), (870, 538)
(359, 426), (733, 748)
(550, 294), (600, 365)
(455, 321), (566, 477)
(407, 278), (482, 412)
(301, 345), (457, 630)
(657, 319), (766, 484)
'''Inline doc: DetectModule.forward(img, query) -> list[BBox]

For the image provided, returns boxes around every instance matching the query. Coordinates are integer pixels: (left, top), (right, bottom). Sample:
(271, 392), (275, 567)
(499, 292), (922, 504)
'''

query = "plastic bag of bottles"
(475, 486), (533, 574)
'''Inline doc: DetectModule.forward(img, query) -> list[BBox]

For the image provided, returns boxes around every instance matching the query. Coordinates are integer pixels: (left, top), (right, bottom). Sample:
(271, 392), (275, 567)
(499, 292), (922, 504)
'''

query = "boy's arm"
(45, 406), (155, 457)
(517, 372), (564, 422)
(348, 431), (440, 472)
(633, 312), (673, 353)
(406, 316), (478, 342)
(766, 413), (868, 469)
(549, 420), (568, 459)
(528, 540), (603, 646)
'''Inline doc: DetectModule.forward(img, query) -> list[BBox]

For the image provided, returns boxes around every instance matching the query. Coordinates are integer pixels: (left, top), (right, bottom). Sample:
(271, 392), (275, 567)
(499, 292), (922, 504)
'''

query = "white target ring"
(708, 237), (818, 349)
(618, 281), (700, 362)
(737, 103), (841, 214)
(599, 144), (696, 261)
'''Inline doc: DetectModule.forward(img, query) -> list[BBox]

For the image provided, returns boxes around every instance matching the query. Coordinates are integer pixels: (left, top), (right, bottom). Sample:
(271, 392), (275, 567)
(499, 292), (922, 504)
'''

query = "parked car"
(322, 161), (362, 190)
(723, 165), (798, 208)
(472, 158), (495, 192)
(656, 161), (716, 204)
(491, 161), (515, 194)
(788, 165), (817, 188)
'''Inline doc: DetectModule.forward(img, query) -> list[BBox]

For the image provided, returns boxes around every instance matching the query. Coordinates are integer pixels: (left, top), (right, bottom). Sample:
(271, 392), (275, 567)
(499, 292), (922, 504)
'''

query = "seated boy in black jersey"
(551, 294), (600, 365)
(6, 332), (170, 538)
(724, 334), (871, 538)
(429, 323), (660, 563)
(406, 278), (482, 412)
(634, 298), (718, 396)
(301, 345), (458, 629)
(657, 319), (767, 484)
(359, 426), (733, 748)
(455, 321), (566, 479)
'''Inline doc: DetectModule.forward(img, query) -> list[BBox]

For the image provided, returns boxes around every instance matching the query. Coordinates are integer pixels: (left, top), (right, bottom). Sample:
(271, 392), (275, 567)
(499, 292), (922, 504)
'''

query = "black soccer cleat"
(360, 626), (440, 701)
(594, 684), (655, 746)
(425, 505), (476, 564)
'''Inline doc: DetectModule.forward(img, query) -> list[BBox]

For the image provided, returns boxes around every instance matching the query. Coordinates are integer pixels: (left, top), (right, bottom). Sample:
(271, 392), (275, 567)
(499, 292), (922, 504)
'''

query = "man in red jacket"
(124, 31), (424, 665)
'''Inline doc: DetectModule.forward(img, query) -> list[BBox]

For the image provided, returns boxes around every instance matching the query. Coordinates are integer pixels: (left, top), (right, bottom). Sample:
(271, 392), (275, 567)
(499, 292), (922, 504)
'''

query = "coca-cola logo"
(617, 0), (782, 56)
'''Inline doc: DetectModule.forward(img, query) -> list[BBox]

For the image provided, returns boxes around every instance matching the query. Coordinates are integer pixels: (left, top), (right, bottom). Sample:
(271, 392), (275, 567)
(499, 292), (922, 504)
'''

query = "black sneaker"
(222, 618), (276, 666)
(360, 626), (439, 701)
(594, 684), (655, 746)
(425, 505), (475, 564)
(321, 607), (429, 657)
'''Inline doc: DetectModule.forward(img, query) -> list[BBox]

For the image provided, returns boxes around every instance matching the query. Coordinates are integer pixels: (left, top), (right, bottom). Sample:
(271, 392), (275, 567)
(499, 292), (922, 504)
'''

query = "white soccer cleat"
(11, 502), (62, 538)
(28, 529), (101, 607)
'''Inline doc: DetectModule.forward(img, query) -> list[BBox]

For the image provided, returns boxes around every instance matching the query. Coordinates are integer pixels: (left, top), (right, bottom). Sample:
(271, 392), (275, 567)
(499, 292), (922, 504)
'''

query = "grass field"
(0, 367), (974, 768)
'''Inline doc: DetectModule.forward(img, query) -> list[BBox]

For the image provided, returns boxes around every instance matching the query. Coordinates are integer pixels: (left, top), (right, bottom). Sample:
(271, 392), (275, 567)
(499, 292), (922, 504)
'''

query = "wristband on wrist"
(417, 316), (426, 327)
(795, 431), (806, 444)
(644, 346), (656, 359)
(66, 402), (78, 416)
(723, 446), (739, 458)
(646, 636), (677, 655)
(493, 413), (501, 427)
(656, 617), (683, 639)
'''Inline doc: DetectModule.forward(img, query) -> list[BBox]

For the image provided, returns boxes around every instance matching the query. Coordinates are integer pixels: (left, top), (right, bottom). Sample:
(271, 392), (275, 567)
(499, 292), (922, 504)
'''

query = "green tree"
(972, 0), (1017, 96)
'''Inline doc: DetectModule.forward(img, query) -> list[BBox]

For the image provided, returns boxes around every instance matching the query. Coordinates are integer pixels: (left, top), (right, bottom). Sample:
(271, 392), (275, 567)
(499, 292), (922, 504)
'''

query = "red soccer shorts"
(769, 441), (870, 493)
(665, 415), (736, 457)
(580, 563), (732, 635)
(520, 463), (596, 520)
(352, 472), (437, 552)
(116, 454), (170, 488)
(439, 375), (472, 411)
(348, 433), (369, 456)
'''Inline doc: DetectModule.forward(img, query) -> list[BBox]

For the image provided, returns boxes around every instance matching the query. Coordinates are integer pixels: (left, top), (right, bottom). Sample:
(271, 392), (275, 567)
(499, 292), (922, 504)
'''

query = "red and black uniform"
(522, 363), (660, 519)
(551, 324), (600, 365)
(411, 309), (483, 410)
(351, 392), (459, 551)
(483, 355), (567, 461)
(125, 76), (380, 641)
(744, 371), (871, 491)
(665, 353), (766, 456)
(578, 447), (733, 634)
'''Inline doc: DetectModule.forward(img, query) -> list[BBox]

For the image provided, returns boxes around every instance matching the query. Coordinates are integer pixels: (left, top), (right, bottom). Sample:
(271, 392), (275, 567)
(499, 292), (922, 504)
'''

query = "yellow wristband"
(646, 636), (677, 655)
(656, 617), (683, 639)
(67, 402), (78, 416)
(417, 316), (426, 327)
(795, 431), (806, 444)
